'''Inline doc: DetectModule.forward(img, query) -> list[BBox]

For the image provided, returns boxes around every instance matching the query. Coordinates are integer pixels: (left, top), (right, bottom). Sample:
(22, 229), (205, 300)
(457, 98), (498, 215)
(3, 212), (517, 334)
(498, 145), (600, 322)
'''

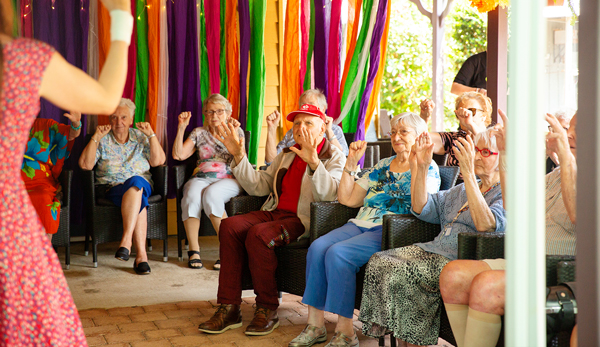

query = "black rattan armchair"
(52, 169), (72, 269)
(82, 165), (169, 267)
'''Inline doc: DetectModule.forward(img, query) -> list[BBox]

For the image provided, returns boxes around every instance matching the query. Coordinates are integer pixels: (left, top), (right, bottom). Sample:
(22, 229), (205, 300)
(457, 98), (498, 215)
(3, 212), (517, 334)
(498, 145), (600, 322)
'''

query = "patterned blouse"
(439, 127), (468, 167)
(412, 182), (506, 260)
(545, 168), (576, 256)
(349, 156), (441, 228)
(94, 128), (152, 187)
(187, 127), (245, 179)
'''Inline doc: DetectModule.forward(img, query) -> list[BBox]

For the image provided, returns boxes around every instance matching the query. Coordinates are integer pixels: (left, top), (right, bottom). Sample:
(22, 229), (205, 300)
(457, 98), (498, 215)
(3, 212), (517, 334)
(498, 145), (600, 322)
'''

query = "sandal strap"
(188, 259), (203, 264)
(187, 250), (200, 257)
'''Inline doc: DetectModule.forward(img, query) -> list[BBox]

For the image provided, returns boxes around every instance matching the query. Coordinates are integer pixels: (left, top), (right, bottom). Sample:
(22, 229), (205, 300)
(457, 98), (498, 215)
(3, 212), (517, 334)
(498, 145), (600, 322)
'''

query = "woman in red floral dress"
(0, 0), (131, 345)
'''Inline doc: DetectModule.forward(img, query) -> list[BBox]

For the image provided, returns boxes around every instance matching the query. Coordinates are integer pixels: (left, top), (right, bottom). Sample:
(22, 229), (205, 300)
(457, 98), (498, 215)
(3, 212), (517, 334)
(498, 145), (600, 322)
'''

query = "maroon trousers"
(217, 209), (305, 310)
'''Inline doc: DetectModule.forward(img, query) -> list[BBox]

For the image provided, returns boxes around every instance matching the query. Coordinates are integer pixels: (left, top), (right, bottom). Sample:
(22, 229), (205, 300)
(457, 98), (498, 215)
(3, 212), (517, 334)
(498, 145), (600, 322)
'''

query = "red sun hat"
(286, 104), (326, 122)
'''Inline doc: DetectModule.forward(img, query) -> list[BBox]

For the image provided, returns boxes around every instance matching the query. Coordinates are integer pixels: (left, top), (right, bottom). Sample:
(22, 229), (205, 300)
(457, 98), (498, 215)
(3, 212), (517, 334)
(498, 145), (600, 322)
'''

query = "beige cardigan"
(231, 139), (346, 239)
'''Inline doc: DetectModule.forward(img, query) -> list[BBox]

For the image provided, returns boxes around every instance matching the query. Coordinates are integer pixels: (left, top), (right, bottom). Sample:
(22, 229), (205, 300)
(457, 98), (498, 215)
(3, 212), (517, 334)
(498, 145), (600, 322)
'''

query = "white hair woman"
(290, 113), (441, 347)
(172, 93), (244, 270)
(358, 127), (506, 347)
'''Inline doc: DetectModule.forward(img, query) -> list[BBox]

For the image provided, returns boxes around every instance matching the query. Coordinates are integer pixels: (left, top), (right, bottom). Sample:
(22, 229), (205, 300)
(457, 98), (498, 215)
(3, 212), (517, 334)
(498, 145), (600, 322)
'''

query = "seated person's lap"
(105, 176), (152, 212)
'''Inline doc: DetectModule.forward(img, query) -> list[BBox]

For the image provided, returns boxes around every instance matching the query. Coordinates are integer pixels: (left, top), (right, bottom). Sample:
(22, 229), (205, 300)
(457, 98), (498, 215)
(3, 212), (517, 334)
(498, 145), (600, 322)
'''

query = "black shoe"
(115, 247), (130, 261)
(133, 260), (151, 275)
(188, 250), (203, 269)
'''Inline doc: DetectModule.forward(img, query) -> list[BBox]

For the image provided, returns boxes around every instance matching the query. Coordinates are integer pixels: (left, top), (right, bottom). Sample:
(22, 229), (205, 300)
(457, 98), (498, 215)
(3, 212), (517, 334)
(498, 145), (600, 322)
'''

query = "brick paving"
(81, 294), (452, 347)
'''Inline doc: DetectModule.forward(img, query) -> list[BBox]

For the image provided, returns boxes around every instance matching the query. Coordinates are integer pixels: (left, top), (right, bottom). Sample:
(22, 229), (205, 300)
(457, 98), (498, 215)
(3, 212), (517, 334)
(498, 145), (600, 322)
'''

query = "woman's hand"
(93, 125), (112, 142)
(64, 111), (81, 126)
(412, 132), (434, 169)
(178, 111), (191, 130)
(545, 112), (570, 158)
(453, 135), (476, 177)
(136, 122), (155, 137)
(216, 122), (245, 159)
(290, 128), (321, 170)
(228, 117), (241, 128)
(456, 108), (485, 135)
(491, 109), (508, 152)
(266, 110), (281, 130)
(419, 99), (435, 123)
(346, 141), (367, 169)
(100, 0), (131, 12)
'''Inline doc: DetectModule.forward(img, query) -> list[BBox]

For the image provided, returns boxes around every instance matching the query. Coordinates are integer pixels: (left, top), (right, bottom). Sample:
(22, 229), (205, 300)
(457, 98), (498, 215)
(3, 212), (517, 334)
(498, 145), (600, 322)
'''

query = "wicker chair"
(172, 130), (250, 261)
(52, 169), (72, 269)
(82, 165), (169, 267)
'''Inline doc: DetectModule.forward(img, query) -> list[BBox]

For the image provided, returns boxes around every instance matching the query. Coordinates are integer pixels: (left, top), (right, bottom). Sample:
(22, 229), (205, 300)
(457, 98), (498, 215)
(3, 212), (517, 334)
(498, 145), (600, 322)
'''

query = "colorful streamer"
(147, 0), (160, 131)
(219, 0), (228, 97)
(134, 0), (150, 124)
(199, 0), (209, 102)
(313, 0), (327, 96)
(205, 0), (221, 95)
(20, 0), (32, 38)
(300, 0), (310, 91)
(281, 0), (300, 134)
(124, 0), (138, 101)
(238, 0), (250, 129)
(327, 0), (343, 120)
(226, 0), (240, 119)
(246, 0), (266, 164)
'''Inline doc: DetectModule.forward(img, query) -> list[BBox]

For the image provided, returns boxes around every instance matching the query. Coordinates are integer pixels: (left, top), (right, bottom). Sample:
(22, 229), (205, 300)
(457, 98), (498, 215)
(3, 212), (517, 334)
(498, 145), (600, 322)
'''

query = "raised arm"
(63, 111), (82, 141)
(137, 122), (166, 167)
(39, 0), (132, 115)
(411, 133), (435, 214)
(172, 112), (196, 161)
(338, 141), (368, 208)
(79, 125), (111, 170)
(264, 110), (280, 164)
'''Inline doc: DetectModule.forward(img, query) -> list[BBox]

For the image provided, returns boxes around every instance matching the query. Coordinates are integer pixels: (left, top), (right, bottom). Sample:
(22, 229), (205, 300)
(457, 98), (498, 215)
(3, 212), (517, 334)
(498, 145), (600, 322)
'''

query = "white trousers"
(181, 177), (243, 221)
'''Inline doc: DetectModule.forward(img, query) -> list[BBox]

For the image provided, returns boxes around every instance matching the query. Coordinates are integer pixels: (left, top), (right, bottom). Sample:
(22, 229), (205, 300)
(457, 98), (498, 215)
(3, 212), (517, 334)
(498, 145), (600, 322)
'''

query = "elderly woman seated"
(79, 98), (166, 275)
(289, 113), (440, 347)
(22, 112), (82, 240)
(358, 128), (506, 347)
(438, 111), (577, 347)
(172, 93), (245, 270)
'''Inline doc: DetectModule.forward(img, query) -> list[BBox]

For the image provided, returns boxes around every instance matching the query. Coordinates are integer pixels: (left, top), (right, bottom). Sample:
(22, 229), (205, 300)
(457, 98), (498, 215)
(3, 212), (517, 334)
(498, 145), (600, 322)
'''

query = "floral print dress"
(188, 127), (245, 179)
(0, 38), (87, 345)
(21, 118), (74, 234)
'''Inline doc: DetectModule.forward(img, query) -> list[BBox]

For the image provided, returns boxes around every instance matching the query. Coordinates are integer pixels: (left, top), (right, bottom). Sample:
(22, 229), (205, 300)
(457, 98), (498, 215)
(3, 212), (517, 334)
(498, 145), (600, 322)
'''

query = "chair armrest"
(227, 195), (268, 216)
(457, 232), (505, 260)
(556, 259), (576, 284)
(58, 170), (73, 208)
(381, 214), (441, 250)
(81, 169), (96, 208)
(309, 202), (360, 243)
(150, 165), (168, 197)
(173, 164), (188, 191)
(547, 255), (576, 286)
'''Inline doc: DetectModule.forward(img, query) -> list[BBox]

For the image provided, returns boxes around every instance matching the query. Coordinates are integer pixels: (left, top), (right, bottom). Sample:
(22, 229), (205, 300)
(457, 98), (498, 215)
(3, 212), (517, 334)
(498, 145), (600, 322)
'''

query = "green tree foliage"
(380, 0), (487, 131)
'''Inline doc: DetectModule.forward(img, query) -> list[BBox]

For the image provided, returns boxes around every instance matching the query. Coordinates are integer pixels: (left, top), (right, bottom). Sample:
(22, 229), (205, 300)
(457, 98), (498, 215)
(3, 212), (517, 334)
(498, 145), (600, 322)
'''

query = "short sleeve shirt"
(188, 127), (245, 179)
(439, 128), (468, 168)
(453, 51), (487, 89)
(349, 157), (441, 228)
(94, 128), (152, 187)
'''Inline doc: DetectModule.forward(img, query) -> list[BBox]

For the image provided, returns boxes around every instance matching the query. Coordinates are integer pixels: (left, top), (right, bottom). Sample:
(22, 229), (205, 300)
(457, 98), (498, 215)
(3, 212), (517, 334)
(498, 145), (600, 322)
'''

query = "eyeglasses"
(548, 125), (569, 132)
(474, 146), (498, 157)
(204, 109), (226, 116)
(466, 108), (483, 115)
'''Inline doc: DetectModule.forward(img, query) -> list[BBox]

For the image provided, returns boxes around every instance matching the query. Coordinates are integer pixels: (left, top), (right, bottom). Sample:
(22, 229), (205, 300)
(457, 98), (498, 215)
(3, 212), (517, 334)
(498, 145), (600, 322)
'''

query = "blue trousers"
(106, 176), (152, 213)
(302, 222), (382, 318)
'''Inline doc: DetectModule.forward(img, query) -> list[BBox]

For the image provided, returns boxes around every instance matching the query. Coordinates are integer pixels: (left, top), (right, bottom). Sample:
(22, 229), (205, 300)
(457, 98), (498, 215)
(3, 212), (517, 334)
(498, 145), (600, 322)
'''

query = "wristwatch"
(344, 166), (359, 177)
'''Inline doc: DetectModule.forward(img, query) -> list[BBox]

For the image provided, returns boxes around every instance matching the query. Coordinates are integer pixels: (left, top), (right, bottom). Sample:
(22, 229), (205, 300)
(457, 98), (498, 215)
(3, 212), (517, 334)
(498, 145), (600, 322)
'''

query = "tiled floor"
(80, 294), (453, 347)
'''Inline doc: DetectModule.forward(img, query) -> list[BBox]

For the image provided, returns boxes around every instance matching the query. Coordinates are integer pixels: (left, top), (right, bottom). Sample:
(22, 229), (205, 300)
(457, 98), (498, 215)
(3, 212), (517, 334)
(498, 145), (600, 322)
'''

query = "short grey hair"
(553, 108), (575, 124)
(390, 112), (428, 136)
(118, 98), (136, 117)
(299, 89), (328, 112)
(474, 127), (499, 152)
(204, 93), (233, 115)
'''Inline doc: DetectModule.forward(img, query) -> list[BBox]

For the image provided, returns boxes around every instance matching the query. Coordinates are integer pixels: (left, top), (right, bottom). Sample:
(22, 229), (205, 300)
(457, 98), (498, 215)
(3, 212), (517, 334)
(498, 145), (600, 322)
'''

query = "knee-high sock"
(444, 303), (469, 347)
(463, 308), (502, 347)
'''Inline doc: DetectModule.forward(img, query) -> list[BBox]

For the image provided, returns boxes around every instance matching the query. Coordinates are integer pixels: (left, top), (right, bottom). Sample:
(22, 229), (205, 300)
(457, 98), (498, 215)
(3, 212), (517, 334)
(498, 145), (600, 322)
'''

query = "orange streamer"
(97, 2), (111, 125)
(339, 0), (362, 100)
(281, 0), (301, 134)
(346, 0), (356, 56)
(227, 0), (241, 119)
(365, 0), (391, 131)
(147, 0), (160, 131)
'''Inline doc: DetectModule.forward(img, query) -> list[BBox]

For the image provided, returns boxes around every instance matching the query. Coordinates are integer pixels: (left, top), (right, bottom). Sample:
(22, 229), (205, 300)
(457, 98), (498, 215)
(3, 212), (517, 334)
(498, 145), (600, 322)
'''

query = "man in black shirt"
(451, 51), (487, 96)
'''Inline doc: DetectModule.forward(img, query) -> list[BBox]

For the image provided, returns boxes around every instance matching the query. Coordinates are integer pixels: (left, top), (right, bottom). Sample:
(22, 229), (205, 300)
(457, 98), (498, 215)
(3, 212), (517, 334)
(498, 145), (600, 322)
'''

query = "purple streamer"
(238, 0), (250, 129)
(356, 0), (388, 165)
(32, 0), (89, 230)
(313, 0), (328, 97)
(167, 0), (202, 198)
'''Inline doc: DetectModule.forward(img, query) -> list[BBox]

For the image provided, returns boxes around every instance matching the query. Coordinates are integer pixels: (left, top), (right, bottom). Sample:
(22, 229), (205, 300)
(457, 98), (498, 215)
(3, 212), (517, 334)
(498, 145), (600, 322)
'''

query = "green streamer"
(11, 0), (18, 36)
(219, 0), (228, 97)
(247, 0), (266, 164)
(304, 0), (316, 91)
(200, 0), (210, 103)
(340, 0), (374, 132)
(134, 0), (149, 124)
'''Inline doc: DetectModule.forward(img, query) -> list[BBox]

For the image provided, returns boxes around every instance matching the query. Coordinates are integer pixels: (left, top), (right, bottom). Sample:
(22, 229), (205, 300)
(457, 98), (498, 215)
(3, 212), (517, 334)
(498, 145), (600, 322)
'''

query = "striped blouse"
(546, 168), (576, 256)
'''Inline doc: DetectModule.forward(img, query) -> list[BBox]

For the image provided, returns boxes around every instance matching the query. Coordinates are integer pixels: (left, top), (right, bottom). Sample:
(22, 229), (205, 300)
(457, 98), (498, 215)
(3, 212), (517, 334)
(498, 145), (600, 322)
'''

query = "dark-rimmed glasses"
(474, 146), (498, 157)
(204, 109), (226, 116)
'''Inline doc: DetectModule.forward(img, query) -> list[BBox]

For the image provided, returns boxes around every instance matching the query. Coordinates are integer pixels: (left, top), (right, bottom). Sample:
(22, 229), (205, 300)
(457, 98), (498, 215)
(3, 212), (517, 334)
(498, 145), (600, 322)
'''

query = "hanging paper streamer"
(238, 0), (250, 129)
(156, 0), (169, 148)
(134, 0), (150, 124)
(338, 0), (362, 119)
(313, 0), (327, 96)
(326, 0), (342, 120)
(246, 0), (266, 164)
(304, 0), (316, 92)
(300, 0), (310, 91)
(124, 0), (138, 101)
(205, 0), (220, 95)
(219, 0), (228, 97)
(20, 0), (33, 38)
(226, 0), (240, 119)
(281, 0), (300, 134)
(147, 0), (160, 132)
(199, 0), (209, 102)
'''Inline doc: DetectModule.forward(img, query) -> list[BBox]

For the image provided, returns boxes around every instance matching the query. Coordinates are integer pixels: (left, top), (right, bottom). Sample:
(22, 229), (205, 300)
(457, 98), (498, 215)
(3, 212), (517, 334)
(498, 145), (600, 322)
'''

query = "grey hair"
(474, 127), (498, 152)
(299, 89), (328, 112)
(390, 112), (428, 136)
(553, 108), (576, 123)
(204, 93), (233, 115)
(118, 98), (136, 117)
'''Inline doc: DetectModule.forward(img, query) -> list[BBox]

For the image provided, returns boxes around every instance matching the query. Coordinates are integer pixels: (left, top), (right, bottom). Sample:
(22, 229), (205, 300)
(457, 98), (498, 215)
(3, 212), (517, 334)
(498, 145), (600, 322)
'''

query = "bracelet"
(109, 10), (134, 45)
(147, 134), (156, 139)
(92, 137), (99, 144)
(71, 122), (82, 131)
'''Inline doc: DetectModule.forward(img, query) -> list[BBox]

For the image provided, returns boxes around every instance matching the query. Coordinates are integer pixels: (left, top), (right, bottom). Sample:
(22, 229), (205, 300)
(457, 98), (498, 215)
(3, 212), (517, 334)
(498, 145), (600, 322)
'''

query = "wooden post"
(487, 7), (508, 124)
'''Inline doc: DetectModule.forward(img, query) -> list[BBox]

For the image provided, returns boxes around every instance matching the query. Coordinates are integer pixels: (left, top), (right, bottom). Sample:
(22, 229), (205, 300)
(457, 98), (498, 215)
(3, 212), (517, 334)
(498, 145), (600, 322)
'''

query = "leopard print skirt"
(358, 245), (451, 346)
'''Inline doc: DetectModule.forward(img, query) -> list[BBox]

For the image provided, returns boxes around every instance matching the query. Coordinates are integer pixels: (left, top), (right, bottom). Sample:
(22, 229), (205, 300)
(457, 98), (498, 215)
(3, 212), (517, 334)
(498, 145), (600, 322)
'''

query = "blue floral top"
(349, 156), (441, 228)
(94, 128), (152, 187)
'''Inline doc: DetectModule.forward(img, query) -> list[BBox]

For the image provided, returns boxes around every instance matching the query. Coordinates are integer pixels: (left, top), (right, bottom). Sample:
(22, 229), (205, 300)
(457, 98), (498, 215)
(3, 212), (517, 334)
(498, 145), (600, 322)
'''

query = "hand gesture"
(453, 135), (476, 177)
(136, 122), (154, 137)
(413, 132), (434, 167)
(228, 117), (241, 128)
(325, 115), (335, 132)
(178, 111), (191, 129)
(419, 99), (435, 123)
(100, 0), (131, 12)
(289, 128), (321, 169)
(93, 125), (112, 141)
(266, 110), (281, 129)
(545, 112), (569, 157)
(455, 107), (484, 135)
(215, 122), (244, 158)
(491, 109), (508, 152)
(347, 141), (367, 168)
(64, 111), (82, 125)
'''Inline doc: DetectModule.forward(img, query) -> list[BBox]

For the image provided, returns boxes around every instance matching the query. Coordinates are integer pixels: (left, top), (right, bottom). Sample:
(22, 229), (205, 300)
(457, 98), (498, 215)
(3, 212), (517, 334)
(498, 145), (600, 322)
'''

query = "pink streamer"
(327, 0), (342, 120)
(300, 0), (310, 90)
(205, 0), (221, 94)
(123, 0), (137, 100)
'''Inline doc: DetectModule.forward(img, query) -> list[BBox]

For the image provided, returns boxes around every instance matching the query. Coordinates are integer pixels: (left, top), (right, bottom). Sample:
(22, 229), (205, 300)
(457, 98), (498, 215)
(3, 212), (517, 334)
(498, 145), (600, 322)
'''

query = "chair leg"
(147, 238), (152, 252)
(84, 233), (89, 257)
(390, 334), (396, 347)
(163, 238), (168, 262)
(65, 244), (70, 270)
(93, 243), (98, 268)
